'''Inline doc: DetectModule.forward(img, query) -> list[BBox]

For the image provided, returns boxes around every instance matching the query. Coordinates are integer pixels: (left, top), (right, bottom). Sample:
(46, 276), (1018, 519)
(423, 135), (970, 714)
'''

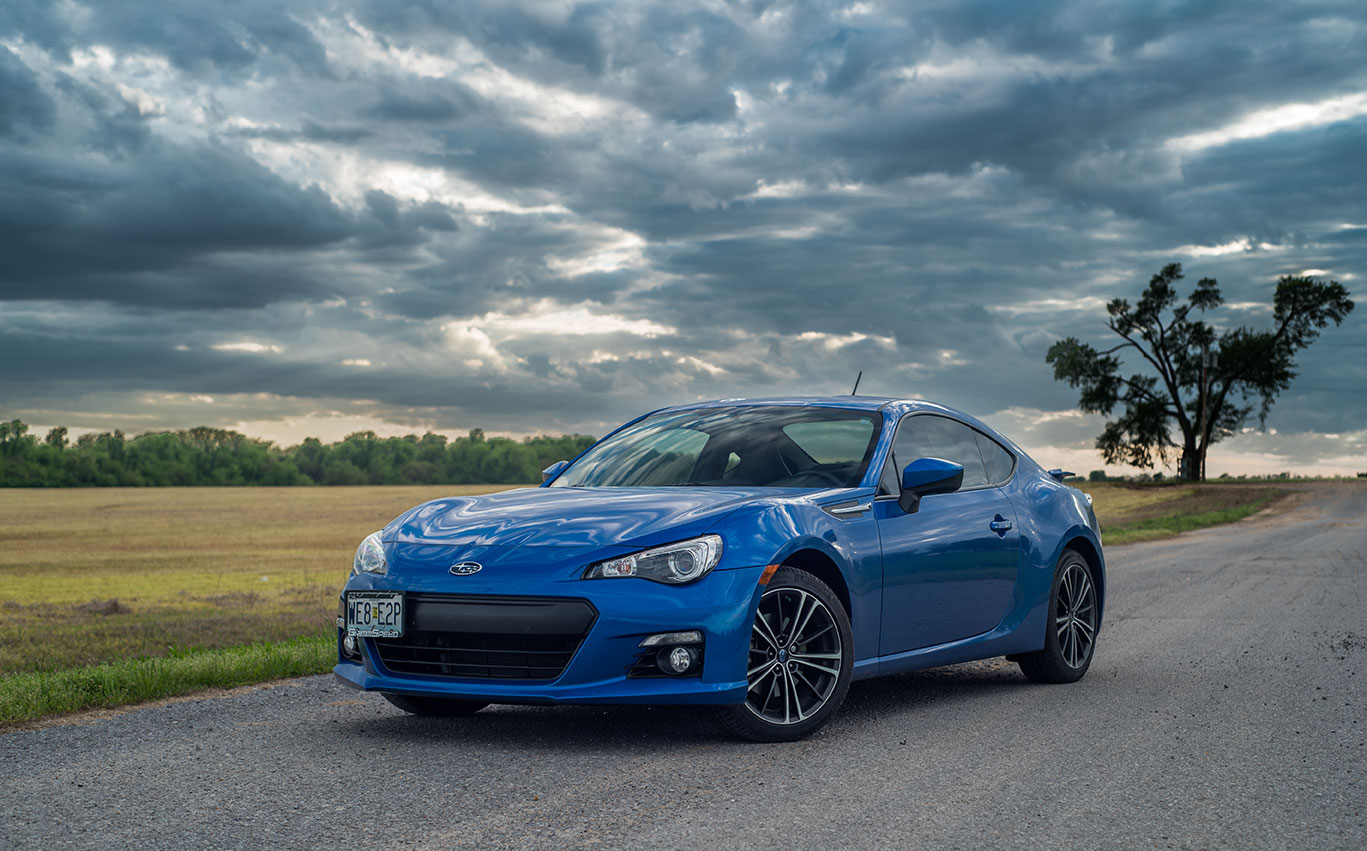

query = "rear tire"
(1017, 549), (1098, 684)
(381, 693), (490, 717)
(710, 567), (853, 743)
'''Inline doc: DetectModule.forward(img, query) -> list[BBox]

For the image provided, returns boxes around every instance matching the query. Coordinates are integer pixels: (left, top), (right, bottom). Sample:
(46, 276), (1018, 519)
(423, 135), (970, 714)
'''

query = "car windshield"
(551, 406), (883, 488)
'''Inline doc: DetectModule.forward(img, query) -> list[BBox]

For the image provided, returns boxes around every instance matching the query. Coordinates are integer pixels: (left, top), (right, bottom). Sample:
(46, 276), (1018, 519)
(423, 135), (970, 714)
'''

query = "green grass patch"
(0, 632), (334, 727)
(1090, 488), (1288, 545)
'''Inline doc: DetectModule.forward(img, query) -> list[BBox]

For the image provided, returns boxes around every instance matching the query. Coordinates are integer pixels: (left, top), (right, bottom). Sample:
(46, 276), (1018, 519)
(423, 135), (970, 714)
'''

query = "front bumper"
(333, 564), (766, 705)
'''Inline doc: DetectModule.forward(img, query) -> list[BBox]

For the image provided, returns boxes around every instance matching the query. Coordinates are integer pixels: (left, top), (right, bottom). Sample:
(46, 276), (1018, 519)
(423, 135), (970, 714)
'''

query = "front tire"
(382, 693), (490, 717)
(710, 567), (853, 742)
(1016, 549), (1098, 684)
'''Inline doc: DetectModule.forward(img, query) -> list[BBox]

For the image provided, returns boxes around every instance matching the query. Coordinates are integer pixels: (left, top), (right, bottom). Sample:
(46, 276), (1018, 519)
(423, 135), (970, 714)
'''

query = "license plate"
(346, 592), (404, 637)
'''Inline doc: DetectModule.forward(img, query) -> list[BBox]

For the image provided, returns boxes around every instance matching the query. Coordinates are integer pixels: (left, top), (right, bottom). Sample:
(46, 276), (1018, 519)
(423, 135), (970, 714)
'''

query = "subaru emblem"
(449, 561), (483, 576)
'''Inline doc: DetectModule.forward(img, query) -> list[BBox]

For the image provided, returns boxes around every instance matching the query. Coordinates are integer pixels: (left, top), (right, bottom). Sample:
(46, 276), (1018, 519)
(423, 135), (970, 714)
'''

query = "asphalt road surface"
(3, 484), (1364, 849)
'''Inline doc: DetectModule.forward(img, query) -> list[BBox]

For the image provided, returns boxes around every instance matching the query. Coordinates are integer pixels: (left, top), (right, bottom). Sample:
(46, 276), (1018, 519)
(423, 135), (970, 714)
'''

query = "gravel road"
(3, 484), (1363, 849)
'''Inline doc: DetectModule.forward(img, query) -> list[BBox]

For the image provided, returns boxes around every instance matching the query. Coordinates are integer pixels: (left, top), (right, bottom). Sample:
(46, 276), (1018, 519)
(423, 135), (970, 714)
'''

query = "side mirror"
(898, 457), (964, 513)
(541, 459), (569, 484)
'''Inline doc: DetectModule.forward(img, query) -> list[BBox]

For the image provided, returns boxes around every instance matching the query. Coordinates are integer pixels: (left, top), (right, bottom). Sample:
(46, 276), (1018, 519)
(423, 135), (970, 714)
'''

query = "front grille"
(373, 594), (596, 681)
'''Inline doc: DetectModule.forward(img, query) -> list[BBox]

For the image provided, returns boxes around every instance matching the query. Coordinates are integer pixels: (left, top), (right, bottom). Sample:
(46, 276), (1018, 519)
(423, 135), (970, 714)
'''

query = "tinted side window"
(891, 415), (988, 489)
(974, 431), (1015, 485)
(782, 419), (877, 465)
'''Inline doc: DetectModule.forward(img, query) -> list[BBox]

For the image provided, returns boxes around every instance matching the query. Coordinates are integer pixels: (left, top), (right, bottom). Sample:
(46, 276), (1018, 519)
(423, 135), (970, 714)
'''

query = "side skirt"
(851, 602), (1048, 681)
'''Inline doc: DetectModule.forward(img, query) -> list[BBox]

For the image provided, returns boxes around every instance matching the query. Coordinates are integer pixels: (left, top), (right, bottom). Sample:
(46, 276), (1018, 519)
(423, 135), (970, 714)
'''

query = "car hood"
(385, 486), (784, 549)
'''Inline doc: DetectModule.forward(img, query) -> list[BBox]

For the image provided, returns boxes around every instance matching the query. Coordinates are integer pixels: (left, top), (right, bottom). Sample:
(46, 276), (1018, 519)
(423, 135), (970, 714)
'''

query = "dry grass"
(0, 485), (525, 674)
(1077, 482), (1289, 545)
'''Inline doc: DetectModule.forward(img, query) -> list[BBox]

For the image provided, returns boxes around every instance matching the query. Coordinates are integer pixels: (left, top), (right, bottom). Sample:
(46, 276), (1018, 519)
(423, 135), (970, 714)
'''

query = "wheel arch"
(779, 548), (853, 622)
(1061, 533), (1105, 626)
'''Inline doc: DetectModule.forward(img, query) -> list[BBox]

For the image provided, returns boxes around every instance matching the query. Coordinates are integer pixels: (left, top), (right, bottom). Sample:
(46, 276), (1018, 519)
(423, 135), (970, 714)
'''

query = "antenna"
(850, 370), (862, 395)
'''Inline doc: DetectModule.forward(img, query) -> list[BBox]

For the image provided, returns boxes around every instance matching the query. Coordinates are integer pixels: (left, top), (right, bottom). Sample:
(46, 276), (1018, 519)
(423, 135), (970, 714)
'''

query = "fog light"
(658, 645), (697, 675)
(342, 634), (360, 658)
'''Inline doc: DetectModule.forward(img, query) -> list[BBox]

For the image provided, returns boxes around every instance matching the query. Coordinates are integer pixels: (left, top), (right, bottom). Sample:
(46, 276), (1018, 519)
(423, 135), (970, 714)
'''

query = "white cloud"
(545, 227), (647, 277)
(676, 355), (725, 376)
(991, 296), (1109, 316)
(440, 324), (509, 371)
(1168, 91), (1367, 153)
(462, 303), (676, 339)
(310, 13), (643, 138)
(211, 342), (283, 354)
(244, 141), (571, 218)
(795, 331), (896, 351)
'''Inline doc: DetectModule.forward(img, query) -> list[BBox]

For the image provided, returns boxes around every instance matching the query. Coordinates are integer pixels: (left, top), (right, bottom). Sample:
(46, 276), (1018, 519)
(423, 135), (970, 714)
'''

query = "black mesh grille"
(373, 594), (596, 681)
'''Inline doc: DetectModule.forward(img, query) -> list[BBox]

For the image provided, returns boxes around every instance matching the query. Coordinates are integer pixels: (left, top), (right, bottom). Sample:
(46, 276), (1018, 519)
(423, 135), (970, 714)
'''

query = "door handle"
(989, 516), (1013, 533)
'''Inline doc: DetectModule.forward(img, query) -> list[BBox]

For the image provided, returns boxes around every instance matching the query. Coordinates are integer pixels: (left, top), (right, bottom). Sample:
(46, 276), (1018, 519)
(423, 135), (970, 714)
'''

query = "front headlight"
(352, 531), (388, 576)
(584, 535), (723, 585)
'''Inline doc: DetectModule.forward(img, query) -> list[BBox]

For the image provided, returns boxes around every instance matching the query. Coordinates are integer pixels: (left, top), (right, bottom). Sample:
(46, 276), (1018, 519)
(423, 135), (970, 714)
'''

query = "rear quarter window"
(974, 431), (1016, 485)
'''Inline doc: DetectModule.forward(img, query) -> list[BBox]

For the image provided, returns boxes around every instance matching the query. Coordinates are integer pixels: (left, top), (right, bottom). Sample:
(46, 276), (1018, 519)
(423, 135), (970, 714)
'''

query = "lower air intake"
(373, 594), (596, 681)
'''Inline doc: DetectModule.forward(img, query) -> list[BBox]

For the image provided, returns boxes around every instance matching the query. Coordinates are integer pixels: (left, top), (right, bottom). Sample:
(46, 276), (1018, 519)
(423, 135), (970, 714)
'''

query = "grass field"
(0, 481), (1292, 725)
(1078, 481), (1289, 545)
(0, 485), (522, 675)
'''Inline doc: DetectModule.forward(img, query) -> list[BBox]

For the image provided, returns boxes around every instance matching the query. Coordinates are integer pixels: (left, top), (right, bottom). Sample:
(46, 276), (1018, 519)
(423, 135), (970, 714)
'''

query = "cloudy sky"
(2, 0), (1364, 476)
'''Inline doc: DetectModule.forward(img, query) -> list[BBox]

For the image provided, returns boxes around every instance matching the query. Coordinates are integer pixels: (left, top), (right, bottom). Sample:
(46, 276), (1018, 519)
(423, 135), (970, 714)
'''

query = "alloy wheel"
(1056, 562), (1097, 668)
(745, 586), (843, 725)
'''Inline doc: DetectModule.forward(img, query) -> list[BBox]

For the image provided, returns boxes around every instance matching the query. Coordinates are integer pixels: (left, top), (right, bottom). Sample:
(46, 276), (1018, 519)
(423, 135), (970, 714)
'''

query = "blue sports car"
(335, 396), (1104, 741)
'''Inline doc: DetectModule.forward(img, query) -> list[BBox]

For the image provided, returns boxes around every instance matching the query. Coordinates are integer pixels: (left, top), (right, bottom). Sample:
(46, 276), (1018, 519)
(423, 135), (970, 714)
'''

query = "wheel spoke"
(786, 592), (809, 639)
(792, 657), (839, 676)
(798, 622), (834, 644)
(790, 650), (841, 660)
(748, 664), (776, 692)
(753, 611), (780, 648)
(791, 591), (819, 642)
(793, 667), (824, 701)
(760, 673), (778, 714)
(778, 590), (794, 636)
(785, 667), (806, 721)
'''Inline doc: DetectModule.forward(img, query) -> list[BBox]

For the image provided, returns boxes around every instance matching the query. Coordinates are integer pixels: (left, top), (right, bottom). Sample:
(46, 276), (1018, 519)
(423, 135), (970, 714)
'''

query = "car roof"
(627, 396), (1038, 473)
(653, 395), (945, 415)
(648, 396), (1016, 447)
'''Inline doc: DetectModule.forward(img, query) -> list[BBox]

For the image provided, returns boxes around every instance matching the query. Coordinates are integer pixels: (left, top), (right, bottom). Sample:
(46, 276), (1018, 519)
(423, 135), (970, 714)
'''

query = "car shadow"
(838, 658), (1026, 721)
(329, 659), (1031, 751)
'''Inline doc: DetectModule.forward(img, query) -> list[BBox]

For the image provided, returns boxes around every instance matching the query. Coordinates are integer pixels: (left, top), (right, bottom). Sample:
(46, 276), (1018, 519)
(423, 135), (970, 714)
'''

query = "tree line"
(0, 420), (597, 487)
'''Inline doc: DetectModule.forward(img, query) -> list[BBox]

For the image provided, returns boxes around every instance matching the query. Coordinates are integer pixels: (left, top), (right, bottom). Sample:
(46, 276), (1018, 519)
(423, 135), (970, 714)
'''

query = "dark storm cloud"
(0, 141), (353, 305)
(360, 79), (488, 124)
(0, 46), (53, 137)
(0, 0), (1364, 469)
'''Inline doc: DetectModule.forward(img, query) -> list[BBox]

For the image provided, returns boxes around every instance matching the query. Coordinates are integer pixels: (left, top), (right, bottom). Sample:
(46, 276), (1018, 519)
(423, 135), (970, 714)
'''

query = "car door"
(875, 414), (1021, 656)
